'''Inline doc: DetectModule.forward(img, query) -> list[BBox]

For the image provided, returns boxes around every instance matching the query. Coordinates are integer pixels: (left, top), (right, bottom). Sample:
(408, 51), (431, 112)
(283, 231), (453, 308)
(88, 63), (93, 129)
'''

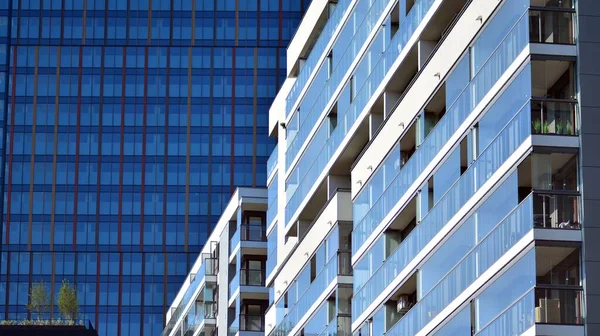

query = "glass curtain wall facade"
(0, 1), (307, 335)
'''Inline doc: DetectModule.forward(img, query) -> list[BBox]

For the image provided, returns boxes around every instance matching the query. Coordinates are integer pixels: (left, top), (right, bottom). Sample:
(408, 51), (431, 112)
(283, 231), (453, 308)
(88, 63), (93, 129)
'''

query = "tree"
(57, 279), (79, 321)
(26, 281), (51, 320)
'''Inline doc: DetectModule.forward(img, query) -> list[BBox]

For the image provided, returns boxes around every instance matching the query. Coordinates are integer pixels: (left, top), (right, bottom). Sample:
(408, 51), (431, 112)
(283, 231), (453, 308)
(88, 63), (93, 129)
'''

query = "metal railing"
(532, 192), (580, 229)
(531, 100), (578, 136)
(240, 269), (265, 287)
(240, 314), (266, 332)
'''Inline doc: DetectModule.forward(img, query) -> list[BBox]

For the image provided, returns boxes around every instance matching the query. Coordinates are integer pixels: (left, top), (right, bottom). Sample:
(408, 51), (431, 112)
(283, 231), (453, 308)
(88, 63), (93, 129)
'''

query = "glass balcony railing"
(285, 0), (353, 119)
(191, 301), (217, 333)
(267, 226), (278, 279)
(316, 316), (352, 336)
(240, 269), (265, 287)
(534, 288), (583, 324)
(230, 230), (240, 255)
(272, 252), (351, 336)
(532, 193), (580, 229)
(286, 0), (438, 226)
(285, 0), (391, 171)
(477, 287), (583, 336)
(531, 100), (578, 136)
(476, 289), (536, 336)
(242, 225), (266, 242)
(229, 225), (267, 254)
(351, 6), (531, 254)
(241, 314), (266, 332)
(386, 193), (535, 335)
(352, 98), (534, 320)
(305, 304), (331, 335)
(268, 175), (278, 227)
(267, 144), (278, 178)
(267, 192), (278, 227)
(267, 247), (277, 279)
(162, 257), (217, 336)
(228, 316), (240, 336)
(353, 3), (579, 253)
(529, 9), (574, 44)
(229, 273), (240, 298)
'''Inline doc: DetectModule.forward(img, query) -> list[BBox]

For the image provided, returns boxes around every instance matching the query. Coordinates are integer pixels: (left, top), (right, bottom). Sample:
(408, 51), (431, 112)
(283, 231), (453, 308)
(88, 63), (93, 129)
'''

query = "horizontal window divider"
(529, 6), (576, 13)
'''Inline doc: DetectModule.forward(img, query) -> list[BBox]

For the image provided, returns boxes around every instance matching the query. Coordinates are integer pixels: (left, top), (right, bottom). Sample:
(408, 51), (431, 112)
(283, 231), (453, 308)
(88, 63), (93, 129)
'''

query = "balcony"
(352, 0), (577, 258)
(351, 3), (533, 256)
(285, 0), (352, 118)
(285, 0), (441, 228)
(383, 204), (582, 335)
(301, 287), (353, 336)
(240, 314), (265, 333)
(272, 252), (352, 335)
(360, 164), (582, 332)
(320, 316), (352, 336)
(198, 257), (217, 284)
(229, 224), (267, 260)
(241, 268), (265, 287)
(229, 269), (269, 305)
(529, 8), (574, 45)
(162, 255), (217, 336)
(531, 100), (577, 136)
(429, 242), (583, 336)
(229, 313), (266, 336)
(186, 301), (217, 336)
(476, 287), (583, 335)
(533, 193), (579, 229)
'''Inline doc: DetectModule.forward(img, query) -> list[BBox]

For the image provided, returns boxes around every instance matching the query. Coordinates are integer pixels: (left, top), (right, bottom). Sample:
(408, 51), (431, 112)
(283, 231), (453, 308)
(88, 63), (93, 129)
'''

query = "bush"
(57, 280), (79, 321)
(26, 281), (51, 320)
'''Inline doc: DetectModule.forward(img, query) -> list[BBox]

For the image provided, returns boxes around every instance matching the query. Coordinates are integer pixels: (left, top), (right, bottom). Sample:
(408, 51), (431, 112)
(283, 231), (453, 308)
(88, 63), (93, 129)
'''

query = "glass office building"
(0, 0), (307, 335)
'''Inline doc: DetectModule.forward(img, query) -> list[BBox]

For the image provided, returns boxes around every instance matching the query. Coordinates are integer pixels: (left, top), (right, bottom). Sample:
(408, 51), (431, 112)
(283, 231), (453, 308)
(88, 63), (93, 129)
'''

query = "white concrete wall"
(269, 78), (294, 137)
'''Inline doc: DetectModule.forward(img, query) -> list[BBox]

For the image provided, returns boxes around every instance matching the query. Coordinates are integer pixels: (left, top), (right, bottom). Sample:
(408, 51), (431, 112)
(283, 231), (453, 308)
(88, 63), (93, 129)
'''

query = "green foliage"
(0, 320), (17, 325)
(57, 280), (79, 321)
(533, 119), (541, 133)
(556, 120), (564, 134)
(0, 319), (85, 326)
(543, 120), (550, 134)
(566, 120), (573, 135)
(26, 281), (51, 320)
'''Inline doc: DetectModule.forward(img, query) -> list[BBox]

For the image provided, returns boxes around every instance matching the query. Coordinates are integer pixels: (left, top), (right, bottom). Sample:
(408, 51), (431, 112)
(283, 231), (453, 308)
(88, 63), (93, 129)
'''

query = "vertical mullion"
(185, 47), (191, 251)
(27, 46), (39, 251)
(252, 47), (258, 187)
(73, 46), (83, 250)
(50, 47), (61, 253)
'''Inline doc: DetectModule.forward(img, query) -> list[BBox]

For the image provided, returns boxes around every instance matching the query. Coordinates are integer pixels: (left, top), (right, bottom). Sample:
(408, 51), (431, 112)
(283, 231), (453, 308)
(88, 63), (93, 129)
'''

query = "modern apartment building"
(262, 0), (600, 335)
(162, 187), (269, 336)
(0, 1), (308, 335)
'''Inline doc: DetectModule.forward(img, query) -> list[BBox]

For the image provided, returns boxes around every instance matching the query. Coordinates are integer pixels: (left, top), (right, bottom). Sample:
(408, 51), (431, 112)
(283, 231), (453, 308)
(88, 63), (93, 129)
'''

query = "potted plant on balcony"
(533, 119), (542, 134)
(556, 120), (564, 135)
(543, 120), (550, 134)
(566, 120), (573, 135)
